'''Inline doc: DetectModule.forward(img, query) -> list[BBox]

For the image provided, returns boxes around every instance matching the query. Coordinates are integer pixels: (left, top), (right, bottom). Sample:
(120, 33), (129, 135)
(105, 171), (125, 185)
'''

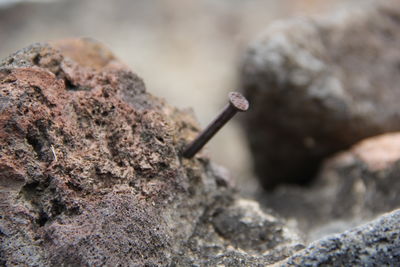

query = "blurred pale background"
(0, 0), (364, 195)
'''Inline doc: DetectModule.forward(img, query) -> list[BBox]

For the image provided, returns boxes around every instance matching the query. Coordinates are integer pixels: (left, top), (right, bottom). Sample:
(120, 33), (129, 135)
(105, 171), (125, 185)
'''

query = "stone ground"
(3, 0), (400, 262)
(2, 37), (400, 266)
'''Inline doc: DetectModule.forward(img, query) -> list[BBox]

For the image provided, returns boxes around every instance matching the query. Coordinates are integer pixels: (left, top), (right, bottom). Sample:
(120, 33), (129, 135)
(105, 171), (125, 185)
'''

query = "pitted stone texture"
(0, 40), (215, 266)
(172, 198), (304, 266)
(274, 209), (400, 266)
(0, 40), (303, 266)
(241, 0), (400, 189)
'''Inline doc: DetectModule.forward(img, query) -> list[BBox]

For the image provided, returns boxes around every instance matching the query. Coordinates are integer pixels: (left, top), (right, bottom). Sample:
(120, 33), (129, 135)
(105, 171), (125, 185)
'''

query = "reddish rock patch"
(0, 40), (212, 266)
(0, 40), (303, 267)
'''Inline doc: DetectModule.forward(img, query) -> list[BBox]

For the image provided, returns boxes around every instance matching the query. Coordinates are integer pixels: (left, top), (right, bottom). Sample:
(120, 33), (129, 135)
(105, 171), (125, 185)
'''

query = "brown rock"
(50, 38), (118, 70)
(241, 0), (400, 189)
(0, 40), (197, 266)
(0, 40), (302, 266)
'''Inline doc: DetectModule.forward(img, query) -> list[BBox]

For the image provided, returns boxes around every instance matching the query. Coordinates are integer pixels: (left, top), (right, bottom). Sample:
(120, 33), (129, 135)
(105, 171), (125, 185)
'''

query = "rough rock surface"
(241, 0), (400, 189)
(173, 198), (304, 266)
(0, 39), (302, 266)
(260, 133), (400, 242)
(275, 209), (400, 266)
(4, 31), (400, 266)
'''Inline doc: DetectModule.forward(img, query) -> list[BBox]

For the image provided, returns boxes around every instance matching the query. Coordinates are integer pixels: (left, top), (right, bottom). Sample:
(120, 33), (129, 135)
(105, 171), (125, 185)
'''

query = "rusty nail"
(182, 92), (249, 158)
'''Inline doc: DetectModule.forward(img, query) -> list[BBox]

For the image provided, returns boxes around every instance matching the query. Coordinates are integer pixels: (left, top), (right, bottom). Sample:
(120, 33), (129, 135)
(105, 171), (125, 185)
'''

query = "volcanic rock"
(275, 208), (400, 266)
(173, 198), (304, 266)
(241, 0), (400, 189)
(0, 39), (302, 266)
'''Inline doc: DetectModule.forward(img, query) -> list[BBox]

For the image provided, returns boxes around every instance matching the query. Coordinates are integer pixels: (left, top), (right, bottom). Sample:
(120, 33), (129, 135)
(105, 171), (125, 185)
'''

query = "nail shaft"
(183, 92), (249, 158)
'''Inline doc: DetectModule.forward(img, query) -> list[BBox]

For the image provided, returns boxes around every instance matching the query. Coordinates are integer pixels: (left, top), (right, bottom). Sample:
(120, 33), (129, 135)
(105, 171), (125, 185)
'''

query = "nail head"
(228, 92), (249, 112)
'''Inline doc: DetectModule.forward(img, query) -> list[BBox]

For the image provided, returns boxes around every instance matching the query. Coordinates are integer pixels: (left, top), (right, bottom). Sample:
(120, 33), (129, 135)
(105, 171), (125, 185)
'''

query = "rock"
(274, 209), (400, 266)
(260, 132), (400, 241)
(3, 37), (400, 267)
(241, 0), (400, 189)
(0, 40), (302, 266)
(173, 198), (304, 266)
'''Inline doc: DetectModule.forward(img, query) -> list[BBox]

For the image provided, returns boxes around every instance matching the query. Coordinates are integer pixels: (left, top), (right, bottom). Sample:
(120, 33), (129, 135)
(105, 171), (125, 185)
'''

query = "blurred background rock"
(0, 0), (365, 195)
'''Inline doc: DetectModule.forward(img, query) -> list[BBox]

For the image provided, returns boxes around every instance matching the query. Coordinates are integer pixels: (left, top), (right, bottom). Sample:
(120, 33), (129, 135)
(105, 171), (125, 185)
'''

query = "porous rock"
(260, 132), (400, 241)
(241, 0), (400, 189)
(274, 208), (400, 266)
(0, 39), (302, 266)
(173, 198), (304, 266)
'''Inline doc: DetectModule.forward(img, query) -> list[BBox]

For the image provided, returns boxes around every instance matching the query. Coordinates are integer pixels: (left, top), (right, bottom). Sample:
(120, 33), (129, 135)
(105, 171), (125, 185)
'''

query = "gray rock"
(275, 209), (400, 266)
(173, 198), (304, 266)
(241, 0), (400, 189)
(260, 133), (400, 241)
